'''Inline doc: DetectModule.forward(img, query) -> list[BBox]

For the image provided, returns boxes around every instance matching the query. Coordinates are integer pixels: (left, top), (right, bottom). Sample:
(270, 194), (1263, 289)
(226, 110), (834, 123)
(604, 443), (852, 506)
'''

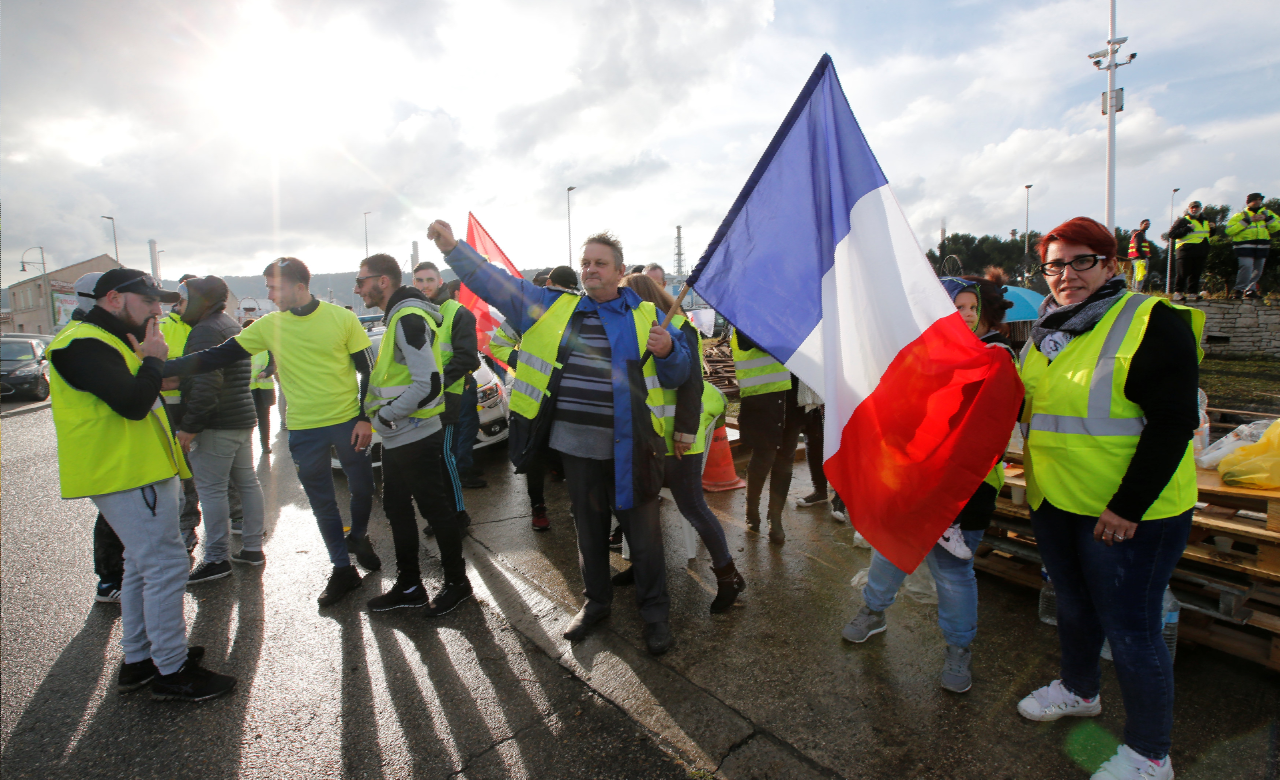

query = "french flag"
(688, 54), (1023, 573)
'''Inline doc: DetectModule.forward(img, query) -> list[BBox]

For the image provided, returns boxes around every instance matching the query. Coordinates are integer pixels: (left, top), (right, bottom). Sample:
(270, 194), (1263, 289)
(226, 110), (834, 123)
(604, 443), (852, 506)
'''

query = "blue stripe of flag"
(688, 54), (888, 363)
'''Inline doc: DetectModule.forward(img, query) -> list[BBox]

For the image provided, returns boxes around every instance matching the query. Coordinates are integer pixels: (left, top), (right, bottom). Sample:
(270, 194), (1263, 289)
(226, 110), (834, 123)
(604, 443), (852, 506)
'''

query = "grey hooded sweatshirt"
(371, 286), (445, 449)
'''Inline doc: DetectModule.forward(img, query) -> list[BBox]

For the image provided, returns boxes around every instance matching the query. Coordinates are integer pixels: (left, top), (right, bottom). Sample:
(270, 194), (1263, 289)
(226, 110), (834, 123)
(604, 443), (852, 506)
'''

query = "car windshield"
(1, 342), (37, 361)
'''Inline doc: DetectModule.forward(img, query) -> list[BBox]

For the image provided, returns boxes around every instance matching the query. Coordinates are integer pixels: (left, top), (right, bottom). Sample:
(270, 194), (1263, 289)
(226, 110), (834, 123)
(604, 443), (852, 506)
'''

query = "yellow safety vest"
(489, 321), (519, 365)
(158, 311), (190, 403)
(48, 322), (191, 499)
(436, 299), (465, 395)
(249, 351), (274, 390)
(664, 314), (723, 457)
(508, 293), (666, 439)
(1020, 293), (1205, 519)
(365, 304), (446, 422)
(1225, 208), (1279, 243)
(731, 329), (789, 397)
(1175, 217), (1210, 249)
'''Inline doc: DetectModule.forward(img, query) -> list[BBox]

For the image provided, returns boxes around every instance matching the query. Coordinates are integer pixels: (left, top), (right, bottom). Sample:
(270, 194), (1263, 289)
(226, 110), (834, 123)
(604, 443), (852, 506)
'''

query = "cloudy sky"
(3, 0), (1278, 287)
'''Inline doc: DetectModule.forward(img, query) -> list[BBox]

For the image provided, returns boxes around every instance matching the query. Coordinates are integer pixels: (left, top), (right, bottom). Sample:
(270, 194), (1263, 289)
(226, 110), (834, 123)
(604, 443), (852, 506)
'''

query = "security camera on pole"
(1088, 0), (1136, 234)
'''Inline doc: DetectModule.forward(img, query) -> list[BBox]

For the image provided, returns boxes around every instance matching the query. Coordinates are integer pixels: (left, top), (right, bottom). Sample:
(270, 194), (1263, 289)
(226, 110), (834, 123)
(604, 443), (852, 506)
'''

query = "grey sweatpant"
(91, 477), (190, 675)
(190, 427), (264, 563)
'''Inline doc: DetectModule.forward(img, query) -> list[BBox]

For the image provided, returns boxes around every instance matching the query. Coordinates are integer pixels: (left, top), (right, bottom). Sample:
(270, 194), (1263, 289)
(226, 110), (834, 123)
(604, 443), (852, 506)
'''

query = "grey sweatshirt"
(371, 293), (445, 449)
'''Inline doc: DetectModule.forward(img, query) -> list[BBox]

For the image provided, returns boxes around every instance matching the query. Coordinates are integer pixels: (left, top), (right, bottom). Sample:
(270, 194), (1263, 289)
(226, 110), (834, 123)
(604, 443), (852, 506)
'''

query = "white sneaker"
(1170, 293), (1184, 302)
(1091, 745), (1173, 780)
(1017, 679), (1101, 721)
(937, 525), (974, 560)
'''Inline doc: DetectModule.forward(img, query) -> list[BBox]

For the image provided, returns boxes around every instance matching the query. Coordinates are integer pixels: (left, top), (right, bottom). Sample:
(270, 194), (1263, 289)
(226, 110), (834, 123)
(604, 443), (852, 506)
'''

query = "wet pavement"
(3, 406), (1278, 779)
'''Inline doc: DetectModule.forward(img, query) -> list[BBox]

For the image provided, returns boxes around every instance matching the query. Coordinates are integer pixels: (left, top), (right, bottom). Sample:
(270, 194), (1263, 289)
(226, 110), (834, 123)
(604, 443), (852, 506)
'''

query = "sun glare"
(192, 2), (413, 154)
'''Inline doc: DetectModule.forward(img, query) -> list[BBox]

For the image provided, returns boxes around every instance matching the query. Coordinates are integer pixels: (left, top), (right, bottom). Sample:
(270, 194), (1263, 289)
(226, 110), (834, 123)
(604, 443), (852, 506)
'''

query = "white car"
(331, 326), (510, 470)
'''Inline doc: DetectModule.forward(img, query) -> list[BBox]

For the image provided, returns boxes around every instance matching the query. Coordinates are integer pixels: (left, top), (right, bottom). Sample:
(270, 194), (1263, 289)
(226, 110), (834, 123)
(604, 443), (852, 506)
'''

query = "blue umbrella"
(1003, 285), (1047, 322)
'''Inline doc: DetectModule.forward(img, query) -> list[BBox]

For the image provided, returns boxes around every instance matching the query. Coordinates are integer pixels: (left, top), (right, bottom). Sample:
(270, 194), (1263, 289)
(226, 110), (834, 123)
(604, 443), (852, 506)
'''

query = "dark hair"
(361, 254), (402, 287)
(584, 231), (625, 271)
(533, 274), (549, 288)
(264, 256), (311, 288)
(1037, 216), (1117, 264)
(1246, 192), (1264, 203)
(961, 268), (1014, 327)
(443, 279), (462, 300)
(412, 261), (439, 276)
(178, 273), (198, 283)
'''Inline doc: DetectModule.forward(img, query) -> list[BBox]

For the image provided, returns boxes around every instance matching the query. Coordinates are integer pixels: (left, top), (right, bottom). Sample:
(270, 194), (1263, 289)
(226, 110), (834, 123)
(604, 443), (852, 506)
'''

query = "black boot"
(746, 479), (764, 532)
(709, 561), (746, 614)
(767, 490), (786, 545)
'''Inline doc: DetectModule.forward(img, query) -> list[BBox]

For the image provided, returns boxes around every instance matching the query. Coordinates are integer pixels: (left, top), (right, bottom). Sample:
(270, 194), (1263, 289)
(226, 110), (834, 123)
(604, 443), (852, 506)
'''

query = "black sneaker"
(608, 528), (624, 550)
(797, 490), (828, 507)
(345, 533), (382, 572)
(424, 580), (473, 617)
(95, 581), (122, 604)
(368, 580), (430, 611)
(187, 560), (232, 585)
(150, 658), (236, 702)
(317, 565), (362, 607)
(231, 549), (266, 566)
(118, 647), (205, 693)
(611, 567), (635, 586)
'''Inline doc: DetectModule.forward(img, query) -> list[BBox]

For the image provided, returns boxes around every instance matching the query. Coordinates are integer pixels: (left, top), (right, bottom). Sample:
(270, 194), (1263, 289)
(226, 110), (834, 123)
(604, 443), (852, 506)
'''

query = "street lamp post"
(1088, 0), (1136, 234)
(1024, 184), (1034, 259)
(21, 246), (53, 333)
(1167, 187), (1180, 294)
(363, 212), (372, 258)
(101, 216), (119, 262)
(566, 186), (577, 264)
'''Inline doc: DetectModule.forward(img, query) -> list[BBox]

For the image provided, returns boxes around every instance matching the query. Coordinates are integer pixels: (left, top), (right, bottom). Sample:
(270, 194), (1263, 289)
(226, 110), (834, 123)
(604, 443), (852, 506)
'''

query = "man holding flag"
(687, 55), (1021, 604)
(426, 220), (690, 655)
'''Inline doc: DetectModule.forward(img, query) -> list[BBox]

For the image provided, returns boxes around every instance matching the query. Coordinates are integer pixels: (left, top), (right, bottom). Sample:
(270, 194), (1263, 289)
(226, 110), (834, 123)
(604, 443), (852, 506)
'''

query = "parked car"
(0, 337), (51, 400)
(331, 326), (509, 470)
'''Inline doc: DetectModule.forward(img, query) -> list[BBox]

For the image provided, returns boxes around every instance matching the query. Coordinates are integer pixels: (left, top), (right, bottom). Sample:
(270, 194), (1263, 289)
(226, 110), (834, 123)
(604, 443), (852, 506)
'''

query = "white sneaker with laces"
(1090, 745), (1173, 780)
(1017, 679), (1101, 721)
(937, 525), (974, 560)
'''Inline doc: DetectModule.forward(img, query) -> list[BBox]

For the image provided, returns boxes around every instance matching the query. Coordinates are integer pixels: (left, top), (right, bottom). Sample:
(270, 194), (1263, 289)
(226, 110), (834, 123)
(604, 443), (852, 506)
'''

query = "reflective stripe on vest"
(1020, 292), (1205, 519)
(1227, 208), (1279, 243)
(489, 321), (519, 364)
(158, 312), (190, 401)
(1175, 217), (1210, 249)
(249, 351), (274, 390)
(48, 322), (191, 498)
(366, 305), (446, 421)
(436, 299), (465, 395)
(731, 329), (789, 396)
(508, 293), (665, 439)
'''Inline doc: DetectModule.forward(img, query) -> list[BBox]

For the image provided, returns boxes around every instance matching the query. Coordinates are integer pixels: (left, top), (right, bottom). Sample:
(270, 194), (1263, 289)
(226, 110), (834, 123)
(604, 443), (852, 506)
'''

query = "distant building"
(3, 254), (123, 334)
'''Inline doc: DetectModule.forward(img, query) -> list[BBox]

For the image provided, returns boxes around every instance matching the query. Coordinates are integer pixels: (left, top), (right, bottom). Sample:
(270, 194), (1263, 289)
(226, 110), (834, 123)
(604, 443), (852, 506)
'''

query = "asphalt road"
(0, 409), (692, 780)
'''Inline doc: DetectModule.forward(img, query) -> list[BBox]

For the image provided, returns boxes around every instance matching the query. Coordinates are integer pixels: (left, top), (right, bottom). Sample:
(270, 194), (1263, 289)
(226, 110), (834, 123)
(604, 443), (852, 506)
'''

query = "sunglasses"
(1039, 254), (1106, 276)
(353, 274), (382, 290)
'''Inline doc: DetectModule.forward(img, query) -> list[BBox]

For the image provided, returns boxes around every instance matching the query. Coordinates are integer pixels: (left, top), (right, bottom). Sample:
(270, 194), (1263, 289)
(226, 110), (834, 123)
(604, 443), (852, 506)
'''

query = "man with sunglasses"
(1168, 201), (1215, 301)
(47, 269), (237, 701)
(164, 257), (382, 607)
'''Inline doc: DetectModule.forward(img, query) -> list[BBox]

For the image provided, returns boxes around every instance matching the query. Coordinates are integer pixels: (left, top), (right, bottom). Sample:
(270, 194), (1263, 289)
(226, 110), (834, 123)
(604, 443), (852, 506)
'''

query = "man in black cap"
(1168, 201), (1215, 301)
(48, 269), (236, 701)
(547, 265), (579, 293)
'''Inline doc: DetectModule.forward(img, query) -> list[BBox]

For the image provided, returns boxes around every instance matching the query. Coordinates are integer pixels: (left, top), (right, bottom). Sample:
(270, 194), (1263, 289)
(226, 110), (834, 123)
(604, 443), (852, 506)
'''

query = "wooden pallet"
(982, 465), (1280, 671)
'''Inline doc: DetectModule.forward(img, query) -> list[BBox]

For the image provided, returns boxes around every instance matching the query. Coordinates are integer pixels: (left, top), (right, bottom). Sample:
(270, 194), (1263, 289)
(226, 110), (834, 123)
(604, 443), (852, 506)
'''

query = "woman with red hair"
(1015, 217), (1203, 780)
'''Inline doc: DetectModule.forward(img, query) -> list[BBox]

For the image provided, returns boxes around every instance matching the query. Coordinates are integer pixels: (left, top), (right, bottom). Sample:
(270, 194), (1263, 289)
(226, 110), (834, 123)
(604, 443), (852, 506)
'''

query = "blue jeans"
(287, 417), (374, 567)
(664, 453), (733, 569)
(1031, 500), (1192, 761)
(863, 528), (984, 648)
(453, 375), (480, 477)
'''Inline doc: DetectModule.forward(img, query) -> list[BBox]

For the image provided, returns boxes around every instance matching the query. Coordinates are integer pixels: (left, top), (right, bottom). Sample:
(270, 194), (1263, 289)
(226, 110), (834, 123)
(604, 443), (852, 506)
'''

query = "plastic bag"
(1218, 419), (1280, 489)
(1193, 389), (1210, 457)
(1196, 419), (1275, 469)
(849, 561), (939, 605)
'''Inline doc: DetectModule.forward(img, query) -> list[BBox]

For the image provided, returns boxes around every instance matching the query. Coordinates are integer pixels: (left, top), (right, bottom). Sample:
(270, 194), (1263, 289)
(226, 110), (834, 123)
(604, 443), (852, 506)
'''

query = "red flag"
(463, 213), (523, 367)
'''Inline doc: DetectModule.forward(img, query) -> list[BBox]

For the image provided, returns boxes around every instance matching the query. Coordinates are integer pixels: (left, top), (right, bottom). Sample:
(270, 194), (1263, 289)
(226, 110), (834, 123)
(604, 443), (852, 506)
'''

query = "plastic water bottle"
(1162, 587), (1180, 663)
(1038, 568), (1057, 626)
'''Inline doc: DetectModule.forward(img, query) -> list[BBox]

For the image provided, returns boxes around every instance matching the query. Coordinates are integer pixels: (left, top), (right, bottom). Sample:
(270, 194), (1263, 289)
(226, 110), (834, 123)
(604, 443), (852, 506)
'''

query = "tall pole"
(363, 212), (372, 258)
(101, 216), (118, 262)
(566, 186), (577, 264)
(1024, 184), (1033, 258)
(148, 239), (161, 280)
(1105, 0), (1117, 233)
(21, 247), (52, 333)
(1167, 187), (1180, 294)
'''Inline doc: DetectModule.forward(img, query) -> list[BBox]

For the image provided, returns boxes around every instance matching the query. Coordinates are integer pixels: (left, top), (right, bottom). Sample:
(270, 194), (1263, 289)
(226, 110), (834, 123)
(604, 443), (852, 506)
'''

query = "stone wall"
(1182, 299), (1280, 358)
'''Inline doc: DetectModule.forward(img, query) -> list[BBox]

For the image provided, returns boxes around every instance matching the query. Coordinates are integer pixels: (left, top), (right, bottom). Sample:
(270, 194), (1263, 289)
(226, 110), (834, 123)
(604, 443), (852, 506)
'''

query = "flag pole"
(660, 284), (691, 329)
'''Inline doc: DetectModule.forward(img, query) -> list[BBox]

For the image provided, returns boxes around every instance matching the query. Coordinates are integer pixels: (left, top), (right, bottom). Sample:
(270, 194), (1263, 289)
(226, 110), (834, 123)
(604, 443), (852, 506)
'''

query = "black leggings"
(803, 407), (826, 494)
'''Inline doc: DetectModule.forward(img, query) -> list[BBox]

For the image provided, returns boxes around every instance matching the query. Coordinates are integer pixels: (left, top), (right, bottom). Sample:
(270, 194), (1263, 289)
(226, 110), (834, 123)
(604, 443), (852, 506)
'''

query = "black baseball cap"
(93, 268), (181, 303)
(1247, 192), (1264, 202)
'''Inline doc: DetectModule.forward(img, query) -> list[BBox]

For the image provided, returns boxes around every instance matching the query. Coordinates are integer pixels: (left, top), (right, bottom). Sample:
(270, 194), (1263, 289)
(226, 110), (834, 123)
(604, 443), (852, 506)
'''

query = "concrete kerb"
(462, 535), (842, 779)
(0, 401), (52, 419)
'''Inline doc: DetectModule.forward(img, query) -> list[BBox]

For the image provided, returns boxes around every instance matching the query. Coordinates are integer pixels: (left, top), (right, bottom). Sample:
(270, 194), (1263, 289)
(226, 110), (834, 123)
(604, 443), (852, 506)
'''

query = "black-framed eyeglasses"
(353, 274), (380, 289)
(1039, 254), (1105, 276)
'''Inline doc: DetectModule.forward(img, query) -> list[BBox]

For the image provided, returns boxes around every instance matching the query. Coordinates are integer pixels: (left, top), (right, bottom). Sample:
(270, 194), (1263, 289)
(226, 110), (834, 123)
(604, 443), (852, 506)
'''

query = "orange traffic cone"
(702, 425), (746, 492)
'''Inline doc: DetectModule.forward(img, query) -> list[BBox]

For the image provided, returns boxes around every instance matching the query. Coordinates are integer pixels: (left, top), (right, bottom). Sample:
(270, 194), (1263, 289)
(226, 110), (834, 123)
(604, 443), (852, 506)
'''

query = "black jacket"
(48, 306), (163, 421)
(179, 309), (256, 432)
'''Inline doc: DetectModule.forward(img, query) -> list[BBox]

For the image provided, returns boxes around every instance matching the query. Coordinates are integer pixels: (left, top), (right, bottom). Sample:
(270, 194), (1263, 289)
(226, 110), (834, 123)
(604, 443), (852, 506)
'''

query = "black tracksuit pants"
(381, 428), (466, 585)
(1175, 247), (1208, 295)
(561, 453), (669, 624)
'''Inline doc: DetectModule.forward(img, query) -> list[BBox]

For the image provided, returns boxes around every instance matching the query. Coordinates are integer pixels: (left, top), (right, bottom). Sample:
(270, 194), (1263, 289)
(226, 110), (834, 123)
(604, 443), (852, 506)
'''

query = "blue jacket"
(443, 240), (691, 509)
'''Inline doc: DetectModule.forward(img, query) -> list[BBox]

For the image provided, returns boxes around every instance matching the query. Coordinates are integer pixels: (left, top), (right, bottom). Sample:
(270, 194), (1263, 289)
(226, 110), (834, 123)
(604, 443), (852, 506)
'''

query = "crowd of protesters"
(48, 190), (1232, 779)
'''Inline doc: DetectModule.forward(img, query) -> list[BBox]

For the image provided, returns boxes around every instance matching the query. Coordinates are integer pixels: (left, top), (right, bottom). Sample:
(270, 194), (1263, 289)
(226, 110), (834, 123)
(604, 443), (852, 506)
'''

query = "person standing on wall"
(1168, 201), (1214, 302)
(1225, 193), (1279, 299)
(164, 257), (382, 607)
